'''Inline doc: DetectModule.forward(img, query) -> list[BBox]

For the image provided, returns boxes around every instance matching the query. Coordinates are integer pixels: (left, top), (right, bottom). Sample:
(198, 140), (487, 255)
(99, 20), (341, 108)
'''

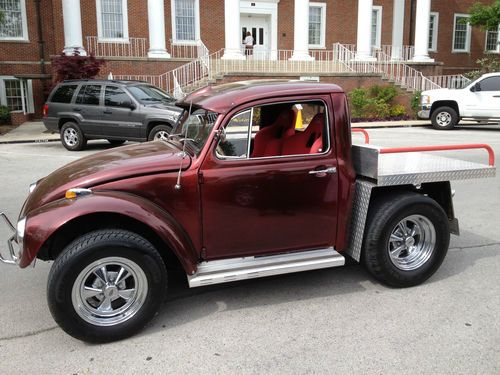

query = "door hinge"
(198, 171), (204, 184)
(200, 247), (207, 260)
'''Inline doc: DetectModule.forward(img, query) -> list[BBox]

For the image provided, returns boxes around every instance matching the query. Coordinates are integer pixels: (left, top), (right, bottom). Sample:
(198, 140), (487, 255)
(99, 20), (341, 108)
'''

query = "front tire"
(61, 121), (87, 151)
(47, 230), (167, 342)
(148, 124), (172, 141)
(362, 192), (450, 288)
(431, 106), (458, 130)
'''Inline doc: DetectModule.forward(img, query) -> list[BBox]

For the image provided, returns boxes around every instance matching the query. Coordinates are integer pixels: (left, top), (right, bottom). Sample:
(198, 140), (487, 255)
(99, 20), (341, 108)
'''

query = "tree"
(468, 1), (500, 31)
(0, 10), (5, 25)
(52, 52), (106, 83)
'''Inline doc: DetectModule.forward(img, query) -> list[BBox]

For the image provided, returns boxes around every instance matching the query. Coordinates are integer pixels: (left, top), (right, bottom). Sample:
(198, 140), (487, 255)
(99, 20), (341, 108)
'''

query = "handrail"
(351, 128), (370, 144)
(380, 144), (495, 166)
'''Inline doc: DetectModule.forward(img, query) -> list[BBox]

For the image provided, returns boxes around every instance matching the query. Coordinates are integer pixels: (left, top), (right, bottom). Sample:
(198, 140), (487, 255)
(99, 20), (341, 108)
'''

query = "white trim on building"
(371, 6), (382, 49)
(171, 0), (200, 44)
(0, 76), (34, 114)
(96, 0), (130, 42)
(428, 11), (439, 52)
(485, 26), (499, 53)
(0, 0), (29, 42)
(308, 2), (326, 49)
(452, 13), (471, 53)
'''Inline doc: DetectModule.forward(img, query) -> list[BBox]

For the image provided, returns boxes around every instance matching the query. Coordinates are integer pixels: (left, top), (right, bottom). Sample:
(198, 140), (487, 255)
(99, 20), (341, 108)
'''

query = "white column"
(290, 0), (314, 61)
(391, 0), (405, 60)
(222, 0), (245, 60)
(62, 0), (86, 55)
(356, 0), (375, 60)
(412, 0), (434, 62)
(147, 0), (170, 58)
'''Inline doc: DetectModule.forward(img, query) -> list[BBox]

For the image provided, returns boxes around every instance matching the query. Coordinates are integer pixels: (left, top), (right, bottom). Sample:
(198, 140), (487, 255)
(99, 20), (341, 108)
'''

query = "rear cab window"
(215, 100), (330, 160)
(50, 85), (78, 103)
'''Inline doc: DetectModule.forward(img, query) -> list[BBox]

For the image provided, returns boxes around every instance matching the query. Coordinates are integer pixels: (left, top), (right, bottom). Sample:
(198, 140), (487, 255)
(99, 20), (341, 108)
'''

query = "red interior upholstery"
(251, 109), (295, 157)
(281, 113), (324, 156)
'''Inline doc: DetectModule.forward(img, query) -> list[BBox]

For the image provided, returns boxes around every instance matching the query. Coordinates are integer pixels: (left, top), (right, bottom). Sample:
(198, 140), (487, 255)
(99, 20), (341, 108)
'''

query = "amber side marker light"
(65, 188), (93, 199)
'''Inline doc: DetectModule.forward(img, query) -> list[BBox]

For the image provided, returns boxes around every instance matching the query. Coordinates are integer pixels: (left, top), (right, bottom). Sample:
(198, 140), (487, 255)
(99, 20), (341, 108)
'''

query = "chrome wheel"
(387, 214), (436, 271)
(153, 130), (169, 141)
(435, 111), (452, 127)
(71, 257), (148, 327)
(63, 127), (78, 147)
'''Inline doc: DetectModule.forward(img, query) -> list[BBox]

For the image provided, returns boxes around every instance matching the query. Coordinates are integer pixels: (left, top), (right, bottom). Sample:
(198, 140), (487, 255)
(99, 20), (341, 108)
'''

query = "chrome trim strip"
(0, 213), (19, 265)
(187, 247), (345, 288)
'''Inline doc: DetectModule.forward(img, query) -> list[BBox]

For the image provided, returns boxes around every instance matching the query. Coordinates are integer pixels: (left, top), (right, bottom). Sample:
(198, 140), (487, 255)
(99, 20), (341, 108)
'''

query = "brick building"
(0, 0), (498, 121)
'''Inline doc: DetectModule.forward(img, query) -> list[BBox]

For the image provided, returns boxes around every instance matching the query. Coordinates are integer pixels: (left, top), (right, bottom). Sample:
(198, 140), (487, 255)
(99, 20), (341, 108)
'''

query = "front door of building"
(241, 15), (270, 60)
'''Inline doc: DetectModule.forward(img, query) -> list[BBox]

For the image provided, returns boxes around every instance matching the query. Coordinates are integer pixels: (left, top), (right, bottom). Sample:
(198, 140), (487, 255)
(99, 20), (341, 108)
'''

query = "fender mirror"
(471, 82), (481, 92)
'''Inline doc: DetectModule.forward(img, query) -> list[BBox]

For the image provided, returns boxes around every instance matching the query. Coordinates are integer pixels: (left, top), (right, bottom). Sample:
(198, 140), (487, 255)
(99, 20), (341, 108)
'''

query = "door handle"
(493, 95), (500, 98)
(308, 167), (337, 176)
(103, 110), (112, 114)
(73, 108), (82, 112)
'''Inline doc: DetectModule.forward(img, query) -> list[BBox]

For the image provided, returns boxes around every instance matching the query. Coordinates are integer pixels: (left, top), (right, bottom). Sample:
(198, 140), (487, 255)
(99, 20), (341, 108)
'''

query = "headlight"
(29, 182), (37, 193)
(16, 217), (26, 247)
(421, 95), (431, 105)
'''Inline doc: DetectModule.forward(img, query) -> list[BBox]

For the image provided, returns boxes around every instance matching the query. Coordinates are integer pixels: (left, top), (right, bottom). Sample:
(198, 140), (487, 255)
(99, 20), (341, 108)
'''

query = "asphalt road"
(0, 126), (499, 374)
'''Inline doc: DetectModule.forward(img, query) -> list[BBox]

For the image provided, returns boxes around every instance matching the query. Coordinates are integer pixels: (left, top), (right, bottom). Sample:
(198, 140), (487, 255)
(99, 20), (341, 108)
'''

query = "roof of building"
(177, 80), (344, 114)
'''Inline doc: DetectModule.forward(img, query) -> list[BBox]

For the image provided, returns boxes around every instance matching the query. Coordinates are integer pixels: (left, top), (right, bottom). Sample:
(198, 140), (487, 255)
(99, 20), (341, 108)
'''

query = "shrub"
(390, 104), (407, 117)
(369, 85), (398, 104)
(348, 88), (370, 118)
(410, 91), (421, 117)
(52, 52), (106, 83)
(0, 106), (10, 125)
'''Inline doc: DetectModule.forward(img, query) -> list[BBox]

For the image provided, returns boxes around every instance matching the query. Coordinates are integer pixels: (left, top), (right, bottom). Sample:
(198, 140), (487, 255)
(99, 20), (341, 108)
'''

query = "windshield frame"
(171, 108), (220, 155)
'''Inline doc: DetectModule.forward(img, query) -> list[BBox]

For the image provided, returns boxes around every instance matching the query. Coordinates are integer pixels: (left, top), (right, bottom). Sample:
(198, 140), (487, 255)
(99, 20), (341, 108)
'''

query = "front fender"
(21, 191), (198, 274)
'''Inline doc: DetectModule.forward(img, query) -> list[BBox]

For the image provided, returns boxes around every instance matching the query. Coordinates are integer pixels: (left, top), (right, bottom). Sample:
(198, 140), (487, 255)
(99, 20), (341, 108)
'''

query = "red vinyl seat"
(251, 109), (296, 157)
(281, 113), (324, 156)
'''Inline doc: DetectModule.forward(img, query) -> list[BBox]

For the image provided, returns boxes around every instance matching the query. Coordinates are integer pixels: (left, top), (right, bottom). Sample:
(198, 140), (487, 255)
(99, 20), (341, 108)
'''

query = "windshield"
(173, 109), (219, 155)
(128, 85), (175, 103)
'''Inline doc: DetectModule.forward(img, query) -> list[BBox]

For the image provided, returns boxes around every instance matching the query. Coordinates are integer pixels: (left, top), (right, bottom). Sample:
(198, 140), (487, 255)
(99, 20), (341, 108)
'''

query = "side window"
(216, 100), (329, 160)
(216, 110), (251, 159)
(478, 77), (500, 92)
(51, 85), (78, 103)
(76, 85), (102, 105)
(105, 85), (131, 107)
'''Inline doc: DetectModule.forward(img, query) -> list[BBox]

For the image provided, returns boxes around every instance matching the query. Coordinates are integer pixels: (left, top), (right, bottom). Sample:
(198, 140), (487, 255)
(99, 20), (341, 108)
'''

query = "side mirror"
(121, 99), (136, 110)
(472, 82), (481, 92)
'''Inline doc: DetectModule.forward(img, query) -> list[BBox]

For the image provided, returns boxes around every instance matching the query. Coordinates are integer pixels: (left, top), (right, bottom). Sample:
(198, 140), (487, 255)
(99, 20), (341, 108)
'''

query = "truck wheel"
(431, 106), (458, 130)
(148, 124), (172, 141)
(362, 192), (450, 288)
(61, 122), (87, 151)
(47, 229), (167, 343)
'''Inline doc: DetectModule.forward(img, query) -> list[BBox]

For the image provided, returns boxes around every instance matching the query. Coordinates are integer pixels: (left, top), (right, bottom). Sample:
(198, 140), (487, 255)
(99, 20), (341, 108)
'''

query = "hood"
(421, 88), (451, 97)
(144, 102), (182, 113)
(23, 141), (190, 215)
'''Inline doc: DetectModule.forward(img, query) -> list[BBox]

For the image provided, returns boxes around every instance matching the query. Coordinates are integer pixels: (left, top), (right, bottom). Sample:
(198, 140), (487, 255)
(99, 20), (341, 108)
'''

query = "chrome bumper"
(0, 213), (20, 265)
(418, 109), (431, 119)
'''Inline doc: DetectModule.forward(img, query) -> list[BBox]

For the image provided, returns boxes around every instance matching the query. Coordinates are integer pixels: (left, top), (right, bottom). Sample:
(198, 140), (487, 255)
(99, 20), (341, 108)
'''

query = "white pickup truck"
(419, 72), (500, 130)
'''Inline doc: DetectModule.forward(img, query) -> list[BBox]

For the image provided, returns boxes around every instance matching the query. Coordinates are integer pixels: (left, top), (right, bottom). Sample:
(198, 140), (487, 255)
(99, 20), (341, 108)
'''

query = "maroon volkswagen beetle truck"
(0, 81), (496, 342)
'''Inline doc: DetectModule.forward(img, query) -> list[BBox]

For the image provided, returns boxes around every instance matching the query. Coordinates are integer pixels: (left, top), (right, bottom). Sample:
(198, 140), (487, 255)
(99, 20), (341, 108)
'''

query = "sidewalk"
(0, 120), (433, 144)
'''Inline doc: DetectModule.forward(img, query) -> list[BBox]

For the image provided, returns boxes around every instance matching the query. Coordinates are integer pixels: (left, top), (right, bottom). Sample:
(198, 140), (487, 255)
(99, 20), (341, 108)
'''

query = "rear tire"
(362, 192), (450, 288)
(61, 121), (87, 151)
(431, 106), (458, 130)
(47, 229), (167, 343)
(148, 124), (172, 141)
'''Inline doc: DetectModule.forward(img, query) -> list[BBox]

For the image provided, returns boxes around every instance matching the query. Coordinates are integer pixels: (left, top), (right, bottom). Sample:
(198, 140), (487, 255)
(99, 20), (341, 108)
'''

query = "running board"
(188, 247), (345, 288)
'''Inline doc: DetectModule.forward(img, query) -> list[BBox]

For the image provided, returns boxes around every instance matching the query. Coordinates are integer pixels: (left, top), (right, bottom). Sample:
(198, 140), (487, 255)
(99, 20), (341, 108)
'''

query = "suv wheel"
(148, 124), (172, 142)
(61, 122), (87, 151)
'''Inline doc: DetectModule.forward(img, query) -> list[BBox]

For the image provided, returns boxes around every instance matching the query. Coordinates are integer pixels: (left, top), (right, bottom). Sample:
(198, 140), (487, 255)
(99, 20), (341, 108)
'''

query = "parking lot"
(0, 125), (499, 374)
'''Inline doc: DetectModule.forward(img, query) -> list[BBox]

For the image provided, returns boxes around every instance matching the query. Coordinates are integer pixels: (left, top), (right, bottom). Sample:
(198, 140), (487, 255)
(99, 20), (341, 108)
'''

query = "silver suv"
(43, 80), (182, 151)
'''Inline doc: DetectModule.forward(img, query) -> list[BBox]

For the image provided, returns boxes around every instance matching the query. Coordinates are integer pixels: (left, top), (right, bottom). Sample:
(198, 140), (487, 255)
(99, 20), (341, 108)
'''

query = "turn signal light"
(65, 188), (93, 199)
(42, 104), (48, 117)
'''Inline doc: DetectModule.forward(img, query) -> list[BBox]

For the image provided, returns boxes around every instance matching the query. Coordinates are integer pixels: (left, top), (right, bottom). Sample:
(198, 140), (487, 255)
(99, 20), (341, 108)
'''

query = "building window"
(452, 14), (471, 52)
(308, 3), (326, 48)
(0, 77), (33, 113)
(371, 6), (382, 49)
(485, 26), (499, 53)
(96, 0), (129, 41)
(0, 0), (28, 41)
(428, 12), (439, 52)
(171, 0), (200, 43)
